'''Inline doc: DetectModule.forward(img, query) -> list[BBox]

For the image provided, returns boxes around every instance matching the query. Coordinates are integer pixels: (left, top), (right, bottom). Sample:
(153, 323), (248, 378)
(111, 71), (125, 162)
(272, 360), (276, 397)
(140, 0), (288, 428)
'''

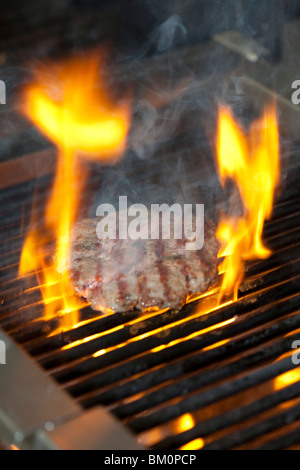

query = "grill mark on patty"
(155, 239), (171, 302)
(178, 255), (191, 291)
(137, 241), (152, 307)
(117, 273), (127, 307)
(137, 272), (150, 308)
(94, 256), (104, 301)
(202, 243), (218, 274)
(115, 241), (126, 305)
(137, 272), (143, 299)
(70, 259), (81, 284)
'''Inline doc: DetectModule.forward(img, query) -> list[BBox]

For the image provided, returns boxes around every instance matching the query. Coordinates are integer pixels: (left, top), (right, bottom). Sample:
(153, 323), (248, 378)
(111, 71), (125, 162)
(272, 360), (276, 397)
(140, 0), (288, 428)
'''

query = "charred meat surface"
(68, 217), (219, 312)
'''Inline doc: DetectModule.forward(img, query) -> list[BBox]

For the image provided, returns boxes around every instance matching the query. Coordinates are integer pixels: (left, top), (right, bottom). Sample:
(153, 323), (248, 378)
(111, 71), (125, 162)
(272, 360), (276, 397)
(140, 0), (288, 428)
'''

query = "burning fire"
(216, 102), (280, 303)
(19, 52), (131, 328)
(18, 50), (279, 332)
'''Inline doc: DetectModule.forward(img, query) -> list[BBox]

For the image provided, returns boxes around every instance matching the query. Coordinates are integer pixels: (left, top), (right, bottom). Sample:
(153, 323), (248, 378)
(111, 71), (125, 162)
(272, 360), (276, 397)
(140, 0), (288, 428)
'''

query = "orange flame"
(216, 102), (280, 303)
(19, 52), (131, 329)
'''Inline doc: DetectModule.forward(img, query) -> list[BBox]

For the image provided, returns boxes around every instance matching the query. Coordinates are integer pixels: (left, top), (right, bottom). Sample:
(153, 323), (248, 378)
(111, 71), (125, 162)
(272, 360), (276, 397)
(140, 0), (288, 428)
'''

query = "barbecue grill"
(1, 0), (300, 451)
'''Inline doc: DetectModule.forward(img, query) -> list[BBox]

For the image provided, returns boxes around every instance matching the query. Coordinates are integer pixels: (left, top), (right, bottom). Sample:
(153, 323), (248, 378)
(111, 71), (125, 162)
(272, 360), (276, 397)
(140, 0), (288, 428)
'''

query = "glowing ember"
(19, 52), (131, 329)
(274, 367), (300, 391)
(179, 438), (204, 450)
(177, 414), (204, 450)
(216, 102), (280, 303)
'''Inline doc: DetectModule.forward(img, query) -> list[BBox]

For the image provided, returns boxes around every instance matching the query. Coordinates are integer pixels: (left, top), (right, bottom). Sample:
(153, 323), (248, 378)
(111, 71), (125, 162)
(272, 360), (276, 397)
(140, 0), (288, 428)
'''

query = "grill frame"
(0, 329), (143, 450)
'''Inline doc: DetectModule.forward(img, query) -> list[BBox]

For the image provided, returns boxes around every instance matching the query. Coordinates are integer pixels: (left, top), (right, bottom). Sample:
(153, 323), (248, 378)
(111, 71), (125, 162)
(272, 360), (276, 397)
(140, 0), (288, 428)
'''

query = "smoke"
(151, 14), (187, 53)
(3, 0), (297, 227)
(89, 0), (297, 230)
(86, 8), (252, 223)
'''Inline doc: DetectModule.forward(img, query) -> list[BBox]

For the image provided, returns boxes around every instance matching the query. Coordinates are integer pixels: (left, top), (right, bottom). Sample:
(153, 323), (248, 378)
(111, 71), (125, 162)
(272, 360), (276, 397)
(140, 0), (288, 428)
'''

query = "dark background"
(0, 0), (300, 207)
(0, 0), (299, 63)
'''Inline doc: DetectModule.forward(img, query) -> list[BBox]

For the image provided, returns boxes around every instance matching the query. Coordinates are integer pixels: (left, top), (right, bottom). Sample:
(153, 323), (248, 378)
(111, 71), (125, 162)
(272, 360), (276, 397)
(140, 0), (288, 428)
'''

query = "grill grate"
(1, 0), (300, 450)
(1, 160), (300, 450)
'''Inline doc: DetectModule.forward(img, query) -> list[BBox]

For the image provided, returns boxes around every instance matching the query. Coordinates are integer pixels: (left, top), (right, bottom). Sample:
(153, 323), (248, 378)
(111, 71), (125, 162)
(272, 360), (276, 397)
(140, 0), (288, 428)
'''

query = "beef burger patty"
(68, 217), (219, 312)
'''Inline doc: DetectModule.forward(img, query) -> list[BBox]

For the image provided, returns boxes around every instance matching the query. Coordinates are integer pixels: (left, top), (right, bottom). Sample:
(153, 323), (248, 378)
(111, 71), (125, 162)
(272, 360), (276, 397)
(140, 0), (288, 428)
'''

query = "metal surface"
(0, 330), (143, 450)
(36, 406), (143, 450)
(213, 30), (270, 62)
(0, 329), (80, 449)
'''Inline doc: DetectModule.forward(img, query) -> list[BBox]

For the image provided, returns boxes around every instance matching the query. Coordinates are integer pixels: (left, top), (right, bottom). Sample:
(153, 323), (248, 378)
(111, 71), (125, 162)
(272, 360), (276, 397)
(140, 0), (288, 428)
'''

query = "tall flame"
(19, 52), (131, 328)
(216, 102), (280, 303)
